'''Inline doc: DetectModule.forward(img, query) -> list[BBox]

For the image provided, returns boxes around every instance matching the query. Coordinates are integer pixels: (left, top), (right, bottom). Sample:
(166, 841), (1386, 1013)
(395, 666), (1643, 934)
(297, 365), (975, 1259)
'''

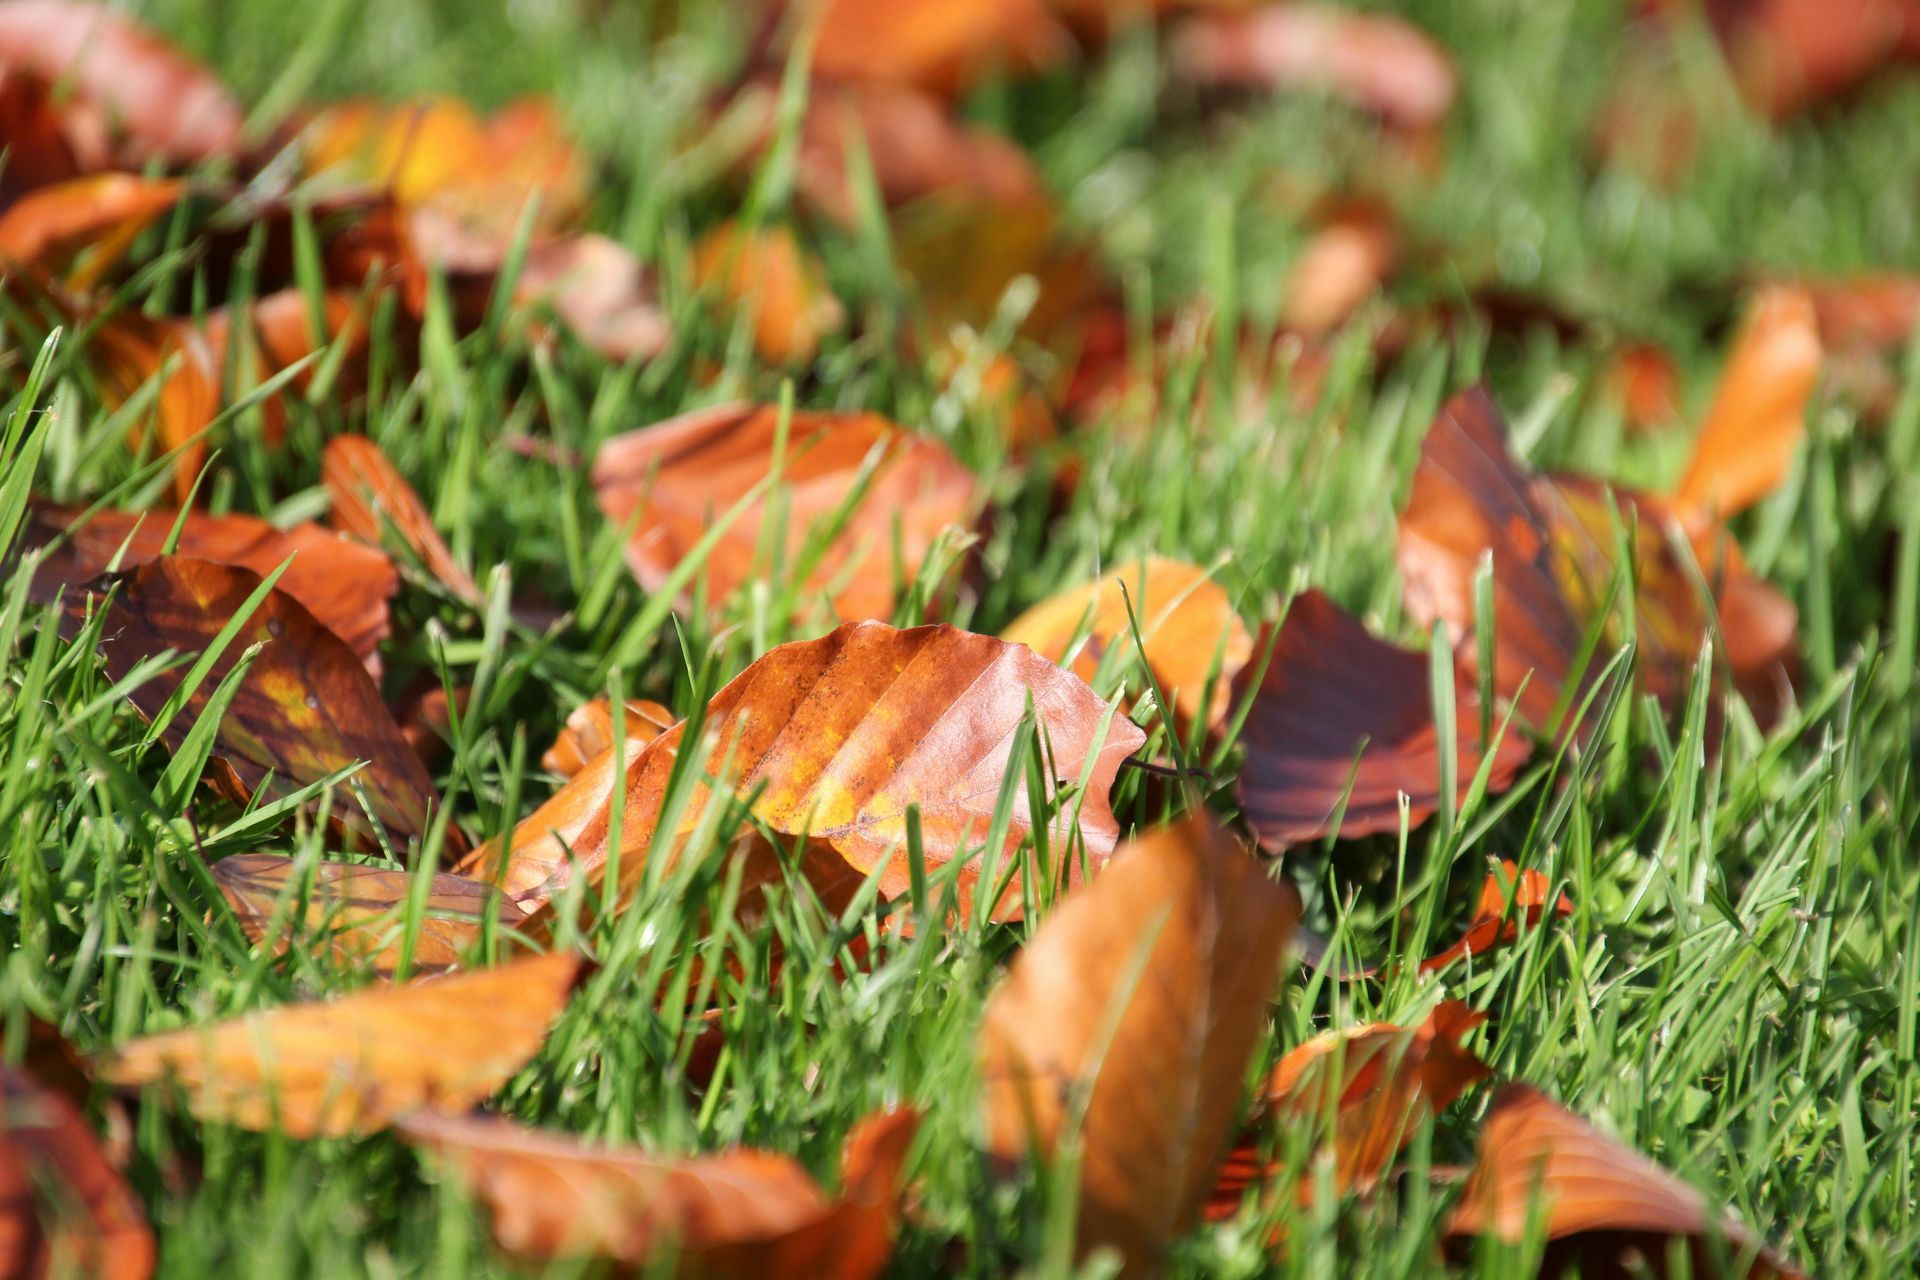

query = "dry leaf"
(592, 403), (979, 624)
(691, 221), (845, 366)
(1283, 209), (1398, 335)
(323, 435), (480, 603)
(0, 173), (180, 288)
(399, 1104), (918, 1278)
(542, 697), (677, 778)
(0, 0), (241, 167)
(1420, 861), (1573, 973)
(24, 501), (397, 670)
(460, 620), (1145, 921)
(71, 556), (446, 848)
(515, 232), (671, 363)
(87, 310), (220, 504)
(979, 816), (1299, 1277)
(98, 951), (582, 1137)
(212, 853), (524, 975)
(1233, 588), (1529, 850)
(1604, 343), (1683, 433)
(1002, 558), (1252, 733)
(1701, 0), (1910, 120)
(1674, 287), (1821, 520)
(0, 1062), (154, 1280)
(1803, 273), (1920, 351)
(800, 0), (1069, 99)
(0, 70), (86, 203)
(1446, 1084), (1805, 1278)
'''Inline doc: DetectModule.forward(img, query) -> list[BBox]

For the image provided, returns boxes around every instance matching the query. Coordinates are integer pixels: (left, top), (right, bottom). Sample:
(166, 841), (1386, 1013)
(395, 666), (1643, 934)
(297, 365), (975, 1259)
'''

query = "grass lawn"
(5, 0), (1920, 1275)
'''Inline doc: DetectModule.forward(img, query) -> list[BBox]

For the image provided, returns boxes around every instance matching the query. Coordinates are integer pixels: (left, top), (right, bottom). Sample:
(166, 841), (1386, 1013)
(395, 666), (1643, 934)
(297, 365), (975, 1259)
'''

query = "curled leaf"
(0, 1062), (154, 1280)
(323, 435), (480, 603)
(692, 221), (845, 366)
(87, 310), (219, 504)
(1282, 208), (1398, 335)
(541, 697), (677, 779)
(0, 173), (180, 287)
(1420, 860), (1573, 973)
(799, 0), (1069, 99)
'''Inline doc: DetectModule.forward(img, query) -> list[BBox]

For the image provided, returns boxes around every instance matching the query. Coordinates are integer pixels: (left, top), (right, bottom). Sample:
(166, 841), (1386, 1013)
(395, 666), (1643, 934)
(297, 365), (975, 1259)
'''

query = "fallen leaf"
(0, 0), (242, 167)
(1674, 287), (1821, 520)
(0, 173), (181, 288)
(800, 0), (1069, 99)
(1605, 343), (1683, 433)
(323, 435), (480, 603)
(460, 620), (1145, 922)
(1445, 1084), (1805, 1278)
(399, 1104), (918, 1278)
(1233, 588), (1529, 850)
(979, 816), (1299, 1277)
(591, 403), (980, 624)
(1420, 861), (1573, 973)
(1283, 209), (1398, 335)
(541, 697), (677, 779)
(692, 221), (845, 366)
(71, 556), (445, 847)
(98, 951), (582, 1137)
(1173, 4), (1458, 130)
(86, 309), (220, 504)
(1002, 558), (1252, 733)
(24, 501), (397, 670)
(1803, 273), (1920, 351)
(0, 1062), (154, 1280)
(515, 232), (671, 363)
(211, 853), (524, 975)
(1208, 1000), (1490, 1219)
(1702, 0), (1910, 120)
(0, 70), (86, 203)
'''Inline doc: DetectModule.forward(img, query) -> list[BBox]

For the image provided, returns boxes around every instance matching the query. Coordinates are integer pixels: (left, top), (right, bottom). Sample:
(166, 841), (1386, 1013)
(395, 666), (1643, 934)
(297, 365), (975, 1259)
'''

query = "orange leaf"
(0, 173), (180, 288)
(692, 221), (845, 366)
(1002, 558), (1252, 733)
(1604, 342), (1683, 433)
(1803, 273), (1920, 351)
(979, 816), (1299, 1277)
(24, 501), (397, 671)
(1674, 287), (1821, 521)
(1446, 1084), (1805, 1278)
(211, 854), (525, 976)
(1233, 588), (1529, 850)
(69, 556), (447, 848)
(459, 620), (1145, 921)
(801, 0), (1069, 99)
(323, 435), (481, 604)
(85, 310), (220, 505)
(515, 232), (671, 363)
(98, 951), (583, 1137)
(1282, 210), (1398, 335)
(1420, 861), (1573, 974)
(0, 0), (241, 167)
(0, 1062), (153, 1280)
(0, 70), (86, 201)
(541, 697), (677, 779)
(398, 1105), (918, 1278)
(591, 404), (979, 624)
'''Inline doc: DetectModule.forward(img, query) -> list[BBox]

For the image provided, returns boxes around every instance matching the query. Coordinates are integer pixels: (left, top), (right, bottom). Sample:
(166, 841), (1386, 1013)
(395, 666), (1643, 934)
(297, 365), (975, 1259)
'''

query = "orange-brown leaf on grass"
(1421, 861), (1573, 974)
(211, 854), (526, 976)
(0, 173), (181, 288)
(0, 1062), (154, 1280)
(23, 501), (396, 669)
(691, 221), (845, 366)
(1207, 1000), (1490, 1220)
(1233, 589), (1529, 851)
(399, 1104), (918, 1278)
(1674, 287), (1821, 521)
(1605, 342), (1683, 433)
(323, 435), (480, 604)
(1445, 1084), (1805, 1278)
(0, 0), (241, 167)
(1173, 4), (1458, 130)
(1700, 0), (1910, 120)
(73, 557), (445, 847)
(1002, 558), (1252, 733)
(515, 232), (672, 363)
(799, 0), (1069, 99)
(1804, 273), (1920, 351)
(205, 289), (369, 413)
(978, 816), (1299, 1277)
(541, 697), (677, 778)
(99, 950), (581, 1137)
(1283, 208), (1398, 335)
(592, 404), (980, 625)
(87, 309), (219, 504)
(0, 70), (86, 203)
(459, 621), (1145, 921)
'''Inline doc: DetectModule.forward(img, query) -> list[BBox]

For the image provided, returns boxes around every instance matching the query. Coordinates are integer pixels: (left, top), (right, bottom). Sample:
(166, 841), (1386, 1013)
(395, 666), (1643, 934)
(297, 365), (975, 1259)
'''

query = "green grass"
(7, 0), (1920, 1275)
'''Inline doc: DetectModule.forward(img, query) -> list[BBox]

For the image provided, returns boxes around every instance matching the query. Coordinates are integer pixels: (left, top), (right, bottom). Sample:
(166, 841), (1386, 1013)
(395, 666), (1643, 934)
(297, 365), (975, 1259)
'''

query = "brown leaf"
(24, 501), (397, 671)
(459, 620), (1145, 922)
(0, 0), (241, 167)
(800, 0), (1069, 99)
(692, 221), (845, 366)
(1445, 1084), (1805, 1278)
(1803, 272), (1920, 351)
(1208, 1000), (1490, 1219)
(399, 1104), (918, 1278)
(979, 816), (1299, 1277)
(323, 435), (481, 603)
(0, 1063), (154, 1280)
(591, 404), (980, 624)
(1233, 588), (1529, 850)
(1604, 343), (1683, 433)
(87, 310), (220, 504)
(541, 697), (677, 779)
(0, 70), (86, 204)
(205, 289), (371, 433)
(1420, 861), (1573, 973)
(1674, 287), (1821, 521)
(211, 854), (525, 976)
(1002, 558), (1252, 733)
(72, 556), (446, 848)
(1173, 4), (1457, 130)
(1282, 209), (1398, 335)
(1703, 0), (1910, 120)
(515, 232), (671, 363)
(98, 951), (582, 1137)
(0, 173), (180, 288)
